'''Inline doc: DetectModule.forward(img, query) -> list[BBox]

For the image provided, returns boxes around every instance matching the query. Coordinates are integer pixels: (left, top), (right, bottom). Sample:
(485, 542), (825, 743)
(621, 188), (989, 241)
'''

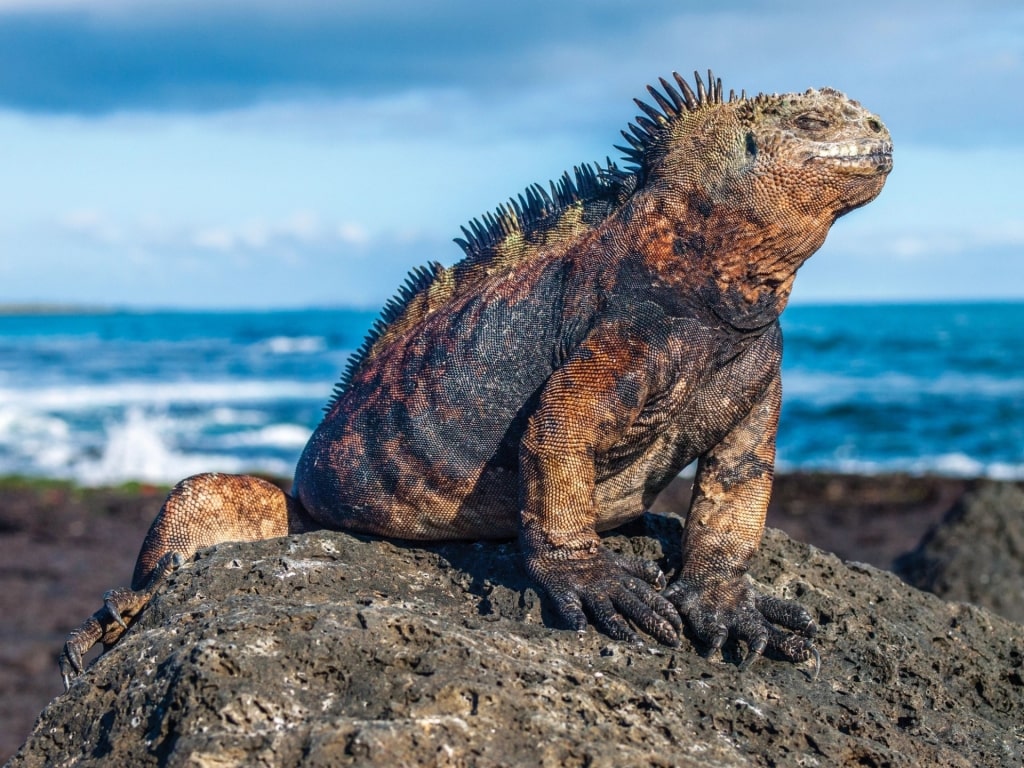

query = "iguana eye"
(795, 114), (830, 131)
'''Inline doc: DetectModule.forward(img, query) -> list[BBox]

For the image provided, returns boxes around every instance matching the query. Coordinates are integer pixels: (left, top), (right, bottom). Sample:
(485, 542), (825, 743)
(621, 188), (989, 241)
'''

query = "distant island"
(0, 304), (114, 316)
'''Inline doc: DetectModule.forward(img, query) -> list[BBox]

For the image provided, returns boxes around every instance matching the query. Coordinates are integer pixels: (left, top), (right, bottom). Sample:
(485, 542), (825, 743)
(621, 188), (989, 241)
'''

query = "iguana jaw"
(809, 138), (894, 175)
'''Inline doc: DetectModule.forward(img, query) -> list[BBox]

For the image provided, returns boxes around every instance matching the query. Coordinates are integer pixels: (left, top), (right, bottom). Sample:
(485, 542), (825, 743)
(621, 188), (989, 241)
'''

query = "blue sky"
(0, 0), (1021, 308)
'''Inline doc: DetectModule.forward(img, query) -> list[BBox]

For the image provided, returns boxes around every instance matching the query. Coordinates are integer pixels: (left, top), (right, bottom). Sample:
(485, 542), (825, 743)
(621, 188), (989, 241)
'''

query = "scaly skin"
(60, 71), (892, 689)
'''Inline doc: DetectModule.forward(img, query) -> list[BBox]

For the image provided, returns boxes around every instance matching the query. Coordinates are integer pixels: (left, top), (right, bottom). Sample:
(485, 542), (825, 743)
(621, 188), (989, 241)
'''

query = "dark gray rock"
(8, 513), (1024, 767)
(895, 482), (1024, 624)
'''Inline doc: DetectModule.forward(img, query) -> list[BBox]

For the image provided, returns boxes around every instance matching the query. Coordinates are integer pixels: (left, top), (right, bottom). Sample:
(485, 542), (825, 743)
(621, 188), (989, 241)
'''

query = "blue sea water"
(0, 303), (1021, 485)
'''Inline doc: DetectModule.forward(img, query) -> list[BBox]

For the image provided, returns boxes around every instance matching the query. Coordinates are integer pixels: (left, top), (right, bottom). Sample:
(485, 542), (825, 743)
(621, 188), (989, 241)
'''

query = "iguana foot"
(663, 576), (818, 675)
(526, 547), (682, 647)
(59, 552), (183, 692)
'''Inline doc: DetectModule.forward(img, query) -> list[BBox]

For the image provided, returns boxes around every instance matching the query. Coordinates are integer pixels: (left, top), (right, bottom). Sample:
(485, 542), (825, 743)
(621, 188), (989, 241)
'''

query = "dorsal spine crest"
(328, 71), (748, 411)
(326, 159), (625, 409)
(615, 70), (731, 177)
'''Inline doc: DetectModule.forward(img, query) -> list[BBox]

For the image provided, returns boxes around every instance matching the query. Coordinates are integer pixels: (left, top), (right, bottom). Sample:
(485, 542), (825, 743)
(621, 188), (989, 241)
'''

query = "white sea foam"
(72, 409), (208, 485)
(0, 402), (302, 485)
(255, 336), (327, 355)
(776, 452), (1024, 480)
(213, 424), (311, 449)
(782, 370), (1024, 404)
(68, 409), (294, 486)
(0, 406), (75, 471)
(0, 380), (326, 411)
(207, 407), (270, 426)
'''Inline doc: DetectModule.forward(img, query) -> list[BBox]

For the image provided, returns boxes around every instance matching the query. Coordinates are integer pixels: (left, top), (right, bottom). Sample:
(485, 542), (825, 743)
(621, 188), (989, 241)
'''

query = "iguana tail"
(59, 473), (318, 691)
(131, 473), (317, 589)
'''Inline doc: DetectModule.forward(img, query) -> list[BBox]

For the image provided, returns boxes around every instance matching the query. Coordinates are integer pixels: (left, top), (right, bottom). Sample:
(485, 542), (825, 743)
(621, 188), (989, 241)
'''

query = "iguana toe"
(59, 621), (94, 692)
(58, 551), (183, 691)
(664, 576), (817, 672)
(527, 548), (682, 647)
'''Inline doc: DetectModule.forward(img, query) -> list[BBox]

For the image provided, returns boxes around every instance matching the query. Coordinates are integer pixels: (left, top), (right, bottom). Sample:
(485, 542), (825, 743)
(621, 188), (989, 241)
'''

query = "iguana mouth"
(813, 140), (894, 173)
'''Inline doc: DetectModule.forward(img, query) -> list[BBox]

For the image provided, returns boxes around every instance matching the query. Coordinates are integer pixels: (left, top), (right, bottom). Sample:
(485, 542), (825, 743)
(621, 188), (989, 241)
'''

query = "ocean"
(0, 303), (1021, 486)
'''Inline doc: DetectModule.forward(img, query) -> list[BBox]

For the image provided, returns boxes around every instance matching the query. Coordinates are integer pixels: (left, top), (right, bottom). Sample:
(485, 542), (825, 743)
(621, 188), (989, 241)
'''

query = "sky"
(0, 0), (1021, 309)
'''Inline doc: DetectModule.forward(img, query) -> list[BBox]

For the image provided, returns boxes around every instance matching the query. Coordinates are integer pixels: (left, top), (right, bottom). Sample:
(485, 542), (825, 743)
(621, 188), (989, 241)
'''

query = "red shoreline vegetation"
(1, 471), (1019, 763)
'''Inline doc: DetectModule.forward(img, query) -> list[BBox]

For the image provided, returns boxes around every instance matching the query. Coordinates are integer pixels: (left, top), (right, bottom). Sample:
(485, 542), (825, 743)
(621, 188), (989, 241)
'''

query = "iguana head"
(730, 85), (892, 223)
(620, 72), (892, 296)
(624, 71), (892, 221)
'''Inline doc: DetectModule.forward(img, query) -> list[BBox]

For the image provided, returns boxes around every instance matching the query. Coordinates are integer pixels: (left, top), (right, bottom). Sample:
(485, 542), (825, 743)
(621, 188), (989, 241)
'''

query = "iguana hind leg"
(59, 472), (316, 691)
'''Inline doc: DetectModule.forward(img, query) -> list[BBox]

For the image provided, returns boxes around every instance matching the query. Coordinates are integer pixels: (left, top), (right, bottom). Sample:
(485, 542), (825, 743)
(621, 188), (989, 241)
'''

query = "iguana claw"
(736, 636), (819, 678)
(59, 625), (90, 692)
(58, 551), (182, 691)
(103, 593), (129, 630)
(807, 646), (822, 680)
(664, 576), (818, 671)
(526, 548), (682, 647)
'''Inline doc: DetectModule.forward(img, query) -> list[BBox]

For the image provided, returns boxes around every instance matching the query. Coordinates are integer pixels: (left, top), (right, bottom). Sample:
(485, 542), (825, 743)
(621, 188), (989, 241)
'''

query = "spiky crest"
(614, 69), (734, 180)
(452, 160), (622, 258)
(328, 70), (748, 410)
(326, 160), (627, 410)
(328, 262), (444, 410)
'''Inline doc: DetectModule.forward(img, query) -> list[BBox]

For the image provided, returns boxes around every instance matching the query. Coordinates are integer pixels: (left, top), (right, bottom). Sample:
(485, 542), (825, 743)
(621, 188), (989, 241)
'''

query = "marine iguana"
(59, 70), (892, 689)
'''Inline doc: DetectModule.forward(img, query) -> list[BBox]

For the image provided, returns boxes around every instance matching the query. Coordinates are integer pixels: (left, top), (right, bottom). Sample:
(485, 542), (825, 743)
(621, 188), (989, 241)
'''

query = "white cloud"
(59, 209), (123, 245)
(0, 1), (97, 8)
(336, 223), (370, 245)
(190, 227), (234, 252)
(887, 221), (1024, 260)
(829, 215), (1024, 263)
(192, 213), (325, 253)
(57, 208), (373, 259)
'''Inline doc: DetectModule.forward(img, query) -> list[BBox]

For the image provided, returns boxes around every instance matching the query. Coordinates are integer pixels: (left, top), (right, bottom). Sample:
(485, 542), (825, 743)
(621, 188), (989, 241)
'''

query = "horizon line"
(3, 296), (1024, 317)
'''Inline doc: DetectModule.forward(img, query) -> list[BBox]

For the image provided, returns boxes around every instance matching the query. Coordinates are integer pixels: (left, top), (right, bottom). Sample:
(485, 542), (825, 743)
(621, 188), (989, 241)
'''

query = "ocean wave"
(1, 407), (296, 486)
(212, 424), (312, 449)
(0, 379), (328, 411)
(253, 335), (328, 355)
(72, 409), (238, 486)
(782, 370), (1024, 403)
(0, 407), (76, 472)
(775, 452), (1024, 480)
(207, 407), (271, 426)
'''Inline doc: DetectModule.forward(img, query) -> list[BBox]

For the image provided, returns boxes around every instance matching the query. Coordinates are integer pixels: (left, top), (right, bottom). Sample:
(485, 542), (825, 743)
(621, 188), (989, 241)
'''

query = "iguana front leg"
(664, 372), (817, 671)
(518, 320), (682, 647)
(59, 473), (315, 690)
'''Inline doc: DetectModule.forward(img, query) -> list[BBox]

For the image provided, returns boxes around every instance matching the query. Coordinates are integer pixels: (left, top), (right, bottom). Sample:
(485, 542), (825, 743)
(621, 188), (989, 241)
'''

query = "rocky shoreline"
(2, 473), (1022, 765)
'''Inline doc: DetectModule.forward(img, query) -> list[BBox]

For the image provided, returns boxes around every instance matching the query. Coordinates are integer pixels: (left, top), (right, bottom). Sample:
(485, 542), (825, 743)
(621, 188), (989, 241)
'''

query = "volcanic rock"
(8, 511), (1023, 767)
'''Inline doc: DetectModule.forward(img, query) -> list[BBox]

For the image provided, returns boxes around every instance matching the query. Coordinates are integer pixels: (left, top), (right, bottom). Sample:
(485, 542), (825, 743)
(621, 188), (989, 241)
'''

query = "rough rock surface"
(0, 473), (972, 763)
(9, 512), (1024, 767)
(895, 482), (1024, 624)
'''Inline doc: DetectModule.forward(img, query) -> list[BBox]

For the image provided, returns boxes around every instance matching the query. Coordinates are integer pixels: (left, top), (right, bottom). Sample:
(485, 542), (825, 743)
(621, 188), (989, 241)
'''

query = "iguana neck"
(617, 187), (831, 322)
